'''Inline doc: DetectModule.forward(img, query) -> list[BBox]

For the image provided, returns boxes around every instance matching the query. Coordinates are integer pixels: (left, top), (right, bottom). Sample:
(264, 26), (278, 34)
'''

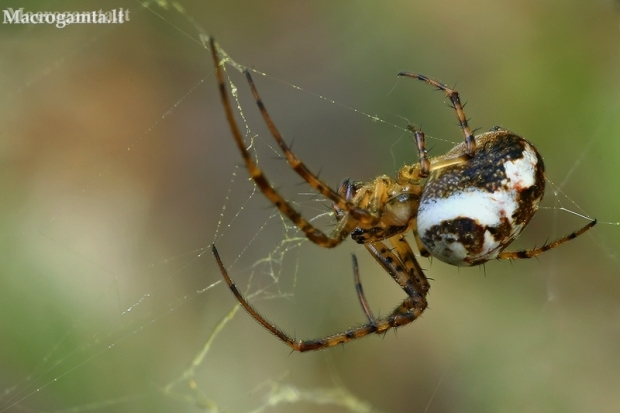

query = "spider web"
(2, 1), (620, 413)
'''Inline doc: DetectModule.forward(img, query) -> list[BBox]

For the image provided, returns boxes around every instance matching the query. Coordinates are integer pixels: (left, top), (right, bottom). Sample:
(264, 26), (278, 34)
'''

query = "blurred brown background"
(1, 1), (619, 412)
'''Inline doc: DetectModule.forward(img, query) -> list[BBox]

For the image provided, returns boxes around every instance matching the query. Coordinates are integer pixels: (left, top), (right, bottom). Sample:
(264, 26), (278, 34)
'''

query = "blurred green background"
(1, 1), (620, 412)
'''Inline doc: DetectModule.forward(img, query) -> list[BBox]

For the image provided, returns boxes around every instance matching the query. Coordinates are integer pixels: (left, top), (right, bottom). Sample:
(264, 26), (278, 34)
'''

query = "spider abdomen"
(417, 130), (545, 266)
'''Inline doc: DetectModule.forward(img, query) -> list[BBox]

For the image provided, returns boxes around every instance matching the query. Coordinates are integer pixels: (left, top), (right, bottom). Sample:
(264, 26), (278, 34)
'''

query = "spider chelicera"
(209, 37), (596, 352)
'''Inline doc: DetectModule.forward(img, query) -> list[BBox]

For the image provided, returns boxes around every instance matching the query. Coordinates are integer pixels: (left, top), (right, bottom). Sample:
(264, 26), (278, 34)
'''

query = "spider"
(209, 37), (596, 352)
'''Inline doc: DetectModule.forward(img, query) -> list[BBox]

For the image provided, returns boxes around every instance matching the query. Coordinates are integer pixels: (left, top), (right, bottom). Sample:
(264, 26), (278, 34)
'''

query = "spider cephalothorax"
(209, 37), (596, 352)
(334, 176), (424, 245)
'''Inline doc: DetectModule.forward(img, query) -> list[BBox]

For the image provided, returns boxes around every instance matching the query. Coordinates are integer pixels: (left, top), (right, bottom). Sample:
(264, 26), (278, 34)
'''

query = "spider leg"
(213, 236), (428, 352)
(365, 236), (430, 296)
(212, 244), (303, 349)
(398, 72), (476, 157)
(243, 69), (377, 225)
(388, 235), (430, 293)
(498, 219), (596, 260)
(210, 38), (355, 248)
(351, 253), (376, 324)
(213, 243), (378, 351)
(361, 237), (429, 330)
(407, 125), (430, 177)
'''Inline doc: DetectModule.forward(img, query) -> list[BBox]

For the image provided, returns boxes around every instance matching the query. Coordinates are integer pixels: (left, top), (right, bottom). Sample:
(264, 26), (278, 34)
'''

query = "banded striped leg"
(498, 219), (596, 260)
(407, 125), (431, 177)
(398, 71), (476, 157)
(365, 235), (430, 297)
(351, 254), (376, 324)
(242, 69), (377, 225)
(354, 235), (432, 329)
(407, 125), (472, 177)
(210, 37), (358, 248)
(213, 235), (428, 351)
